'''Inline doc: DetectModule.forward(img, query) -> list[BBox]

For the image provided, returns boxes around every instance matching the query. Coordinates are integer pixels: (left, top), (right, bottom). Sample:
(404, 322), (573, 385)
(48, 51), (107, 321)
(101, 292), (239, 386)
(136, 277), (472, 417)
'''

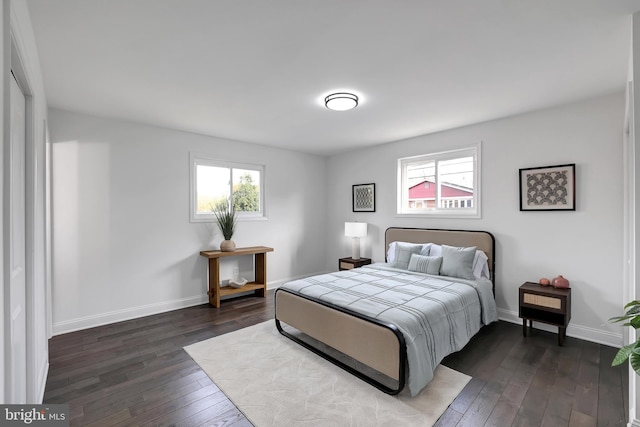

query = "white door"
(8, 72), (27, 403)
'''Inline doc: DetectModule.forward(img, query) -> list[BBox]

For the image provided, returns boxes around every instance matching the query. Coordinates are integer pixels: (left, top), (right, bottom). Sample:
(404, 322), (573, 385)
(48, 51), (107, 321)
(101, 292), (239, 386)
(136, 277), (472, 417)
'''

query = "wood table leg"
(522, 319), (527, 337)
(254, 252), (267, 298)
(558, 327), (566, 346)
(208, 258), (221, 307)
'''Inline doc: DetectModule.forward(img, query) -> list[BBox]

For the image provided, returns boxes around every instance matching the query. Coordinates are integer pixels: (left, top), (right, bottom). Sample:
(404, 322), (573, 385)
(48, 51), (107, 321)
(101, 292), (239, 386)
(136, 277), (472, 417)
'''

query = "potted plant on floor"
(213, 201), (237, 252)
(609, 300), (640, 374)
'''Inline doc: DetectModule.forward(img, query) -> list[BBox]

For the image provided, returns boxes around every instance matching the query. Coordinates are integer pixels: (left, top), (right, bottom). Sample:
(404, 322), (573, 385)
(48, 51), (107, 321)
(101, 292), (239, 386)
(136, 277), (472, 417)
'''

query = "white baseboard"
(37, 361), (48, 403)
(498, 308), (622, 348)
(52, 272), (330, 336)
(53, 294), (209, 335)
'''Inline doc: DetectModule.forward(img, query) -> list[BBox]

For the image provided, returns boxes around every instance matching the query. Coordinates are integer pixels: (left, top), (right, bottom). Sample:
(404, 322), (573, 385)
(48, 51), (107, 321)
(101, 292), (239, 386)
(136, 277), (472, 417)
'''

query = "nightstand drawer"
(338, 257), (371, 271)
(522, 293), (562, 310)
(340, 261), (355, 270)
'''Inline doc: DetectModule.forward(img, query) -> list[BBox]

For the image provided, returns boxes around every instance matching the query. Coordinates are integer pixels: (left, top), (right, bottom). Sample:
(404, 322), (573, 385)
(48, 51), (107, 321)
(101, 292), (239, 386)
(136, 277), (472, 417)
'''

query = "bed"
(274, 227), (498, 396)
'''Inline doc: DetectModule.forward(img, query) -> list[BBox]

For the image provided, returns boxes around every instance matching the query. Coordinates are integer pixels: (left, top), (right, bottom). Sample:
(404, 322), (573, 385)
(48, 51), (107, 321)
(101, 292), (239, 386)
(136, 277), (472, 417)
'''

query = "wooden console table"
(199, 246), (274, 308)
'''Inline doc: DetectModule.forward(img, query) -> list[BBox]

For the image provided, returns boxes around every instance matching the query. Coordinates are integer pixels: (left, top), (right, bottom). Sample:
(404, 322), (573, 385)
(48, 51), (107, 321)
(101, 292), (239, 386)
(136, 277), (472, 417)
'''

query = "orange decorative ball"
(539, 278), (550, 286)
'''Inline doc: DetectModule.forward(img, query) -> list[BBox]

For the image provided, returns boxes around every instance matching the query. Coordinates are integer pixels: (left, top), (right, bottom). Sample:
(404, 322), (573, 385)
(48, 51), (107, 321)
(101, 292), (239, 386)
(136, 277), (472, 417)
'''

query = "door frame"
(2, 1), (50, 403)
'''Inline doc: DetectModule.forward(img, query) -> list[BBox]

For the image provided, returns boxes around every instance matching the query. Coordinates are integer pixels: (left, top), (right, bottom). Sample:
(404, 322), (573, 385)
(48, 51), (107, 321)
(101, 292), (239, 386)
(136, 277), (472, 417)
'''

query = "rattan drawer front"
(523, 293), (561, 310)
(340, 262), (354, 270)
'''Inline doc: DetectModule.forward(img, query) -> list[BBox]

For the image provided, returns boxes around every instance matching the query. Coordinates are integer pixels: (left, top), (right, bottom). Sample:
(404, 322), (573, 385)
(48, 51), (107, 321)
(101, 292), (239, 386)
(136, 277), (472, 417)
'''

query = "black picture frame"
(352, 183), (376, 212)
(519, 163), (575, 211)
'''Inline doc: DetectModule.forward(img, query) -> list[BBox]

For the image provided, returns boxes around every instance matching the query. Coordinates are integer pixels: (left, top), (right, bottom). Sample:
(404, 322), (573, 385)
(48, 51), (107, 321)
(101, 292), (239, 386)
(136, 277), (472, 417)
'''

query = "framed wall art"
(519, 163), (575, 211)
(352, 183), (376, 212)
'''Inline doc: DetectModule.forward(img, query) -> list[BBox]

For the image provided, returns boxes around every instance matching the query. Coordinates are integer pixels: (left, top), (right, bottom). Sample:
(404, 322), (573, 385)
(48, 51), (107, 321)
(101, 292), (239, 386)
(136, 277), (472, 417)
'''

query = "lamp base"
(352, 237), (361, 260)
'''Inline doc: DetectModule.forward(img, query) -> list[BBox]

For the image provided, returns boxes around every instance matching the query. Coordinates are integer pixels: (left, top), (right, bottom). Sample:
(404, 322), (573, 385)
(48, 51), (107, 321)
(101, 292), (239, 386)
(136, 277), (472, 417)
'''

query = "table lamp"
(345, 222), (368, 260)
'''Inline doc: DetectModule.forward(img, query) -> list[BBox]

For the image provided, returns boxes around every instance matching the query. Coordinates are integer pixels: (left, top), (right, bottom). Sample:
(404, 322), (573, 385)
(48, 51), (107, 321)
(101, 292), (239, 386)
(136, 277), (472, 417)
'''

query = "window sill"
(191, 215), (268, 223)
(396, 211), (481, 219)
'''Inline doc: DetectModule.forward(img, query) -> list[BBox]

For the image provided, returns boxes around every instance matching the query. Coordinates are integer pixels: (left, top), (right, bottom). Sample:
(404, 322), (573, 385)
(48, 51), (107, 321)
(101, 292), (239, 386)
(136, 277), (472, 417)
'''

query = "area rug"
(184, 321), (470, 427)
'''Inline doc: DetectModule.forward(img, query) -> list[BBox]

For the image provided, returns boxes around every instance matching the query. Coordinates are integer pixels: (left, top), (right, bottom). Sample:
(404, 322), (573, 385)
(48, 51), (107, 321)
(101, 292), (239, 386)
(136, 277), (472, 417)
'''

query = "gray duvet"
(279, 262), (498, 396)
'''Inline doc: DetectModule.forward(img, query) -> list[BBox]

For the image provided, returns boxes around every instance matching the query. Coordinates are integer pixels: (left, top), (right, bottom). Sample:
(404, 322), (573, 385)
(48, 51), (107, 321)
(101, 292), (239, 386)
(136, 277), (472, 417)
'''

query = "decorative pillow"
(389, 242), (424, 270)
(421, 243), (432, 256)
(387, 242), (431, 263)
(472, 250), (490, 279)
(440, 245), (477, 280)
(407, 254), (442, 275)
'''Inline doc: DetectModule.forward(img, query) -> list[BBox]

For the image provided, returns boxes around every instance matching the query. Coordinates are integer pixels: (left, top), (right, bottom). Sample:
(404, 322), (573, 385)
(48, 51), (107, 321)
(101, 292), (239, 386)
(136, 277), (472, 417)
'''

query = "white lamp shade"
(345, 222), (367, 238)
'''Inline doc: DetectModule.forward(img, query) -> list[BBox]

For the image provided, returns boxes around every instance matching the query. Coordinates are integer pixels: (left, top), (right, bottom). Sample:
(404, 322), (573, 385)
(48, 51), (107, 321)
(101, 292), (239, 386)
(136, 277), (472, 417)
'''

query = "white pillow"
(429, 244), (442, 257)
(472, 250), (490, 279)
(387, 242), (431, 263)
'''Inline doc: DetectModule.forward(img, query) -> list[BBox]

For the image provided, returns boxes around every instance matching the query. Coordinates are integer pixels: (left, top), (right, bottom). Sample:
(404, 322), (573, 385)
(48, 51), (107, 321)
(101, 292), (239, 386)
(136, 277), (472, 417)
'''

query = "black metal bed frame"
(274, 287), (408, 395)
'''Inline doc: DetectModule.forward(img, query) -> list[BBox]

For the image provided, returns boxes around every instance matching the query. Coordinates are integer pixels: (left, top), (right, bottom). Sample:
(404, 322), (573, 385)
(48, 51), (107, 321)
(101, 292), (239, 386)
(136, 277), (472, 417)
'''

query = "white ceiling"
(26, 0), (640, 155)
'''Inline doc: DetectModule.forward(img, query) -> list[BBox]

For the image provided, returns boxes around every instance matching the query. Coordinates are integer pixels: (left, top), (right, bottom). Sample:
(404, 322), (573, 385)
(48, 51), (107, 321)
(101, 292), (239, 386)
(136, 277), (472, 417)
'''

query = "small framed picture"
(519, 164), (575, 211)
(352, 183), (375, 212)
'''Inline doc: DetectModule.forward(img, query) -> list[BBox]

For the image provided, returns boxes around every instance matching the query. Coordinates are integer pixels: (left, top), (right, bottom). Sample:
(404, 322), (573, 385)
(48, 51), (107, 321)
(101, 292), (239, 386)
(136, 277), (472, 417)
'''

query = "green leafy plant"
(232, 173), (260, 212)
(609, 300), (640, 375)
(213, 202), (237, 240)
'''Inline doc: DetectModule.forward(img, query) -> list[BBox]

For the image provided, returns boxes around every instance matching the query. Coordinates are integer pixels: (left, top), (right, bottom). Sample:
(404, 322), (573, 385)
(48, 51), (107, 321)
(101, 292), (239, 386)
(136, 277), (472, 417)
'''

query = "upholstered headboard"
(384, 227), (495, 284)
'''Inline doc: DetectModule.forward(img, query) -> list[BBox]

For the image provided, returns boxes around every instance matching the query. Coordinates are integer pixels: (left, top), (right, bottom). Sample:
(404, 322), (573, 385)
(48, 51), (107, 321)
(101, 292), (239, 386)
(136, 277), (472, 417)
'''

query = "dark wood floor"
(44, 291), (628, 426)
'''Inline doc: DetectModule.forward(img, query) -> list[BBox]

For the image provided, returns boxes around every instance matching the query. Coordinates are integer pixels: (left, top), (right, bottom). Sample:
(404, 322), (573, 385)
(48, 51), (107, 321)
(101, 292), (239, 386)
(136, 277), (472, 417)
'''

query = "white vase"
(220, 240), (236, 252)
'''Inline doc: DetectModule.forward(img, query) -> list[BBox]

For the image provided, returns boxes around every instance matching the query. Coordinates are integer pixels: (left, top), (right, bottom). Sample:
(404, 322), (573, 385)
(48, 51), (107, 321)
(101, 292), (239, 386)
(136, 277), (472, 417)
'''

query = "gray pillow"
(387, 242), (431, 263)
(407, 254), (442, 275)
(390, 242), (423, 270)
(440, 245), (477, 280)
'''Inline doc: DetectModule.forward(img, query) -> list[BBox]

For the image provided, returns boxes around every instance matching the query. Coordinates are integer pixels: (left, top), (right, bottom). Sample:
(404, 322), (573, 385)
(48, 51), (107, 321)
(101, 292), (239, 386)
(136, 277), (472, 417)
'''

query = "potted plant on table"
(213, 201), (237, 252)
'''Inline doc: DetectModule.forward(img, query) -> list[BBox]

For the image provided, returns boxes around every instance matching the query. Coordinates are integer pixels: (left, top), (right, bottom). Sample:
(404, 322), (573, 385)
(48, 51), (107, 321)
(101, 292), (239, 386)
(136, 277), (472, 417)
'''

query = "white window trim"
(396, 142), (481, 219)
(190, 152), (267, 223)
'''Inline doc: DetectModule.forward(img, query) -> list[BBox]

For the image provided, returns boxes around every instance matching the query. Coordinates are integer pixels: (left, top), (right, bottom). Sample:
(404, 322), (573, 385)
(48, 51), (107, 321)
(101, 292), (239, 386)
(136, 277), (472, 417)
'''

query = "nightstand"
(339, 257), (372, 271)
(519, 282), (571, 346)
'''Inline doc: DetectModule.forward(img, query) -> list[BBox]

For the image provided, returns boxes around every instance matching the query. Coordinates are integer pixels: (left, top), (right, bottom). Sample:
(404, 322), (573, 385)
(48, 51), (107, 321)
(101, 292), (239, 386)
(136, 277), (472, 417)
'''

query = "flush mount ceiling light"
(324, 92), (358, 111)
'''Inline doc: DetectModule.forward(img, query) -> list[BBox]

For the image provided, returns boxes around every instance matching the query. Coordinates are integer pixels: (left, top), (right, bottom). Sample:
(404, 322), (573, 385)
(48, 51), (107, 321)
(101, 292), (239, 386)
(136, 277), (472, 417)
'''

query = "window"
(190, 153), (265, 222)
(397, 144), (480, 218)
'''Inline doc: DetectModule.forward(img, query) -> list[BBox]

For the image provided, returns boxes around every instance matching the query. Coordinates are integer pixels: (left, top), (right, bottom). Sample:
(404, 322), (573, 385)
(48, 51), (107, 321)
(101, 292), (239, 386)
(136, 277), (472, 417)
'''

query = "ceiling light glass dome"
(324, 92), (358, 111)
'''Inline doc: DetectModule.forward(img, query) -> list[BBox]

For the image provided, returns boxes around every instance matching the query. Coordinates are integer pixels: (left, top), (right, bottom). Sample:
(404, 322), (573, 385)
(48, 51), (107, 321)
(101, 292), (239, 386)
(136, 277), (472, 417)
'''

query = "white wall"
(49, 108), (327, 334)
(326, 92), (625, 346)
